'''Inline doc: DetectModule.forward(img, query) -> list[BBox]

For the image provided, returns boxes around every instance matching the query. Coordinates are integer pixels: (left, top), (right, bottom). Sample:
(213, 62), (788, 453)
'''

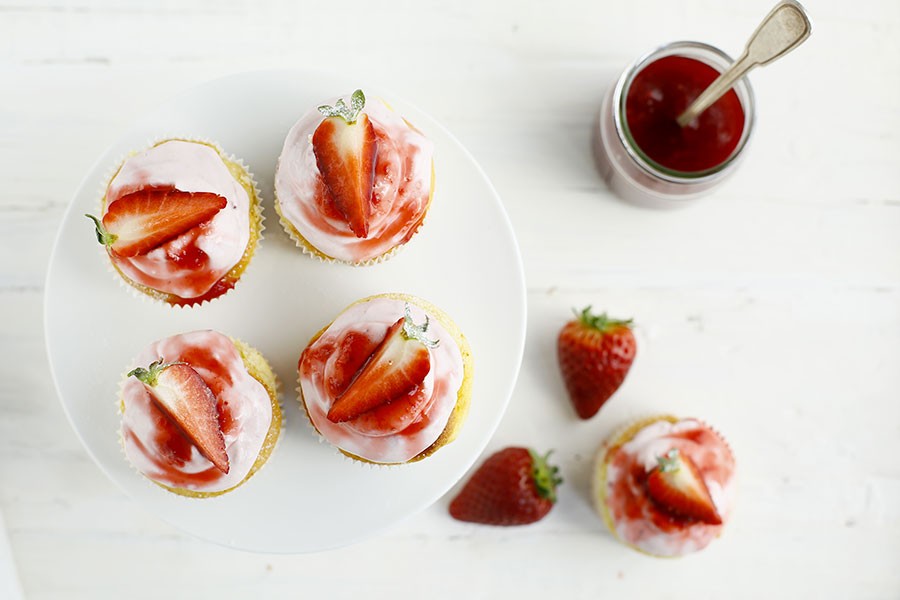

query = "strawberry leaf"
(573, 305), (633, 332)
(317, 89), (366, 124)
(85, 213), (117, 247)
(402, 304), (439, 349)
(128, 358), (185, 386)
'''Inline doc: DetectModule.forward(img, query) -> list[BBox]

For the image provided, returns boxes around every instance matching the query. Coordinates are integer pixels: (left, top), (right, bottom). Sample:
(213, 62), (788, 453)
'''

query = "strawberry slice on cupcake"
(87, 186), (227, 258)
(312, 89), (378, 239)
(646, 448), (722, 525)
(129, 358), (229, 474)
(327, 306), (438, 425)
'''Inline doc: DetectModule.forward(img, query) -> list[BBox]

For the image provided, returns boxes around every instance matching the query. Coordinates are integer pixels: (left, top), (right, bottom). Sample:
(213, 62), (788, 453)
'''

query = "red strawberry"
(86, 186), (227, 257)
(449, 447), (562, 526)
(557, 306), (636, 419)
(129, 359), (229, 474)
(327, 307), (438, 424)
(312, 89), (377, 238)
(646, 448), (722, 525)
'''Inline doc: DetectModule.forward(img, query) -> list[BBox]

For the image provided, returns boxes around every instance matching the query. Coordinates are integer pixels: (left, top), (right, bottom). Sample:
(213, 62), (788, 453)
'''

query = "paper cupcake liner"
(294, 292), (473, 468)
(117, 334), (283, 499)
(93, 137), (265, 308)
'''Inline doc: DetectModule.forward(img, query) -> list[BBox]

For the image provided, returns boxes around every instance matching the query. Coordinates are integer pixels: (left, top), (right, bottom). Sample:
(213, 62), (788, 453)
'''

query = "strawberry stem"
(656, 448), (681, 473)
(528, 449), (563, 503)
(85, 214), (117, 248)
(128, 358), (185, 387)
(317, 89), (366, 124)
(573, 305), (633, 332)
(401, 304), (439, 349)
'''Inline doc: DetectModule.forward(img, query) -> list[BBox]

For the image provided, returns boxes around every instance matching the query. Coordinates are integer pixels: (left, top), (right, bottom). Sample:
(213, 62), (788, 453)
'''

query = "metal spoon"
(676, 0), (812, 127)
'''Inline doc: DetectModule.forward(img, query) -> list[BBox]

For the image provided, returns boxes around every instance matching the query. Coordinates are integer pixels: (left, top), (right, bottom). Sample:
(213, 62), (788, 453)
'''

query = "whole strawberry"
(449, 447), (562, 526)
(557, 306), (636, 419)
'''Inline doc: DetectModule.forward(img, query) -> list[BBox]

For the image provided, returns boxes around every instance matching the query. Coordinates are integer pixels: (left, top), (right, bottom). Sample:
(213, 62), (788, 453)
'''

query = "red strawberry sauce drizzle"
(604, 421), (735, 553)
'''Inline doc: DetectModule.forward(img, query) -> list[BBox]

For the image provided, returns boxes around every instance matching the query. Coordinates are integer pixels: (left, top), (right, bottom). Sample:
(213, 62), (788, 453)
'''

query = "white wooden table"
(2, 1), (899, 597)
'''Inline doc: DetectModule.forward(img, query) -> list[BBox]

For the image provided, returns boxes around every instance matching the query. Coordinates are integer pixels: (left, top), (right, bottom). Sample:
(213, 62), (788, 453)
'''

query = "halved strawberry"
(86, 186), (227, 257)
(646, 448), (721, 524)
(312, 89), (377, 238)
(327, 306), (438, 423)
(129, 359), (229, 474)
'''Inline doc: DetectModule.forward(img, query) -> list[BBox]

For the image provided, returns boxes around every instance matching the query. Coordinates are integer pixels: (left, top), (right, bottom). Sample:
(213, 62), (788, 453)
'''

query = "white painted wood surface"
(2, 0), (899, 597)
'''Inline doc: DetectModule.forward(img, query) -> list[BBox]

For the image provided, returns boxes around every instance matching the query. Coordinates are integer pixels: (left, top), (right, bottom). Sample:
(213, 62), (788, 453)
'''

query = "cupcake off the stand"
(593, 415), (736, 557)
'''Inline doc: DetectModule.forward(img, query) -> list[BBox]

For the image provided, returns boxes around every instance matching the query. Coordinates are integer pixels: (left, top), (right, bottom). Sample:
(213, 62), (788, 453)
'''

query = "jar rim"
(612, 41), (756, 183)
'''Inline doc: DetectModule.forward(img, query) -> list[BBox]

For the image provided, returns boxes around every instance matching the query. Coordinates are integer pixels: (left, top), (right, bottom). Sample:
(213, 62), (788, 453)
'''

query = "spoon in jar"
(676, 0), (812, 128)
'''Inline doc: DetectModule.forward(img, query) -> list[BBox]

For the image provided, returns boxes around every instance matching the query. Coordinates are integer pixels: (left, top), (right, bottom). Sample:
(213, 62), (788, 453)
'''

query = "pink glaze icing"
(121, 330), (273, 493)
(601, 418), (736, 557)
(274, 96), (433, 263)
(104, 140), (251, 299)
(299, 298), (464, 463)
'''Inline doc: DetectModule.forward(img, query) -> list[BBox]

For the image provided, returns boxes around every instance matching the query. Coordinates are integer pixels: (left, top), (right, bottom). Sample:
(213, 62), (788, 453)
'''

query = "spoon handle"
(676, 0), (812, 127)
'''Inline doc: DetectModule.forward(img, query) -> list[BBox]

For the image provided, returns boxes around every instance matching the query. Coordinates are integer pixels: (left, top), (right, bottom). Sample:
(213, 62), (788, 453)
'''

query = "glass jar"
(593, 41), (756, 208)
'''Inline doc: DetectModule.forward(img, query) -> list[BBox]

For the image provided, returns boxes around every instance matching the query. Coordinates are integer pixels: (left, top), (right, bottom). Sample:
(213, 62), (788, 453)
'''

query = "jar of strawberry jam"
(594, 41), (755, 207)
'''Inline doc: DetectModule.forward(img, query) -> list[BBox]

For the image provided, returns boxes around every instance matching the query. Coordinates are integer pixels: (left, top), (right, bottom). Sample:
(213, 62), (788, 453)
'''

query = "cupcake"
(274, 89), (434, 264)
(86, 138), (262, 306)
(298, 293), (472, 464)
(120, 330), (281, 498)
(593, 415), (736, 557)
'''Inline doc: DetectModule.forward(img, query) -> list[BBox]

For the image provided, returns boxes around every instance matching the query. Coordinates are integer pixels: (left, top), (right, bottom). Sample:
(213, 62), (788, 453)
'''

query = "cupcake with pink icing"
(120, 330), (282, 498)
(593, 415), (736, 557)
(86, 138), (262, 306)
(274, 90), (434, 265)
(298, 293), (472, 464)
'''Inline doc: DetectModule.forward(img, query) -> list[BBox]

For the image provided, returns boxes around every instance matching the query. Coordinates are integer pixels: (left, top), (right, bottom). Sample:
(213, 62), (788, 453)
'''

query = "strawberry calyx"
(401, 303), (440, 349)
(574, 306), (633, 332)
(318, 89), (366, 124)
(127, 357), (185, 386)
(85, 213), (117, 248)
(528, 449), (563, 503)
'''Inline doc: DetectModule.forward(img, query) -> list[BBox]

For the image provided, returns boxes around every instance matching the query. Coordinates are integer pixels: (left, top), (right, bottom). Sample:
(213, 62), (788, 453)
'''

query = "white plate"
(44, 70), (526, 553)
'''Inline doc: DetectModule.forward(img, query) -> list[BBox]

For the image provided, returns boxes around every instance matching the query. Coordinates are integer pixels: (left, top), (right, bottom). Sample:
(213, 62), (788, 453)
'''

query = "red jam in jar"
(593, 41), (755, 207)
(625, 55), (745, 173)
